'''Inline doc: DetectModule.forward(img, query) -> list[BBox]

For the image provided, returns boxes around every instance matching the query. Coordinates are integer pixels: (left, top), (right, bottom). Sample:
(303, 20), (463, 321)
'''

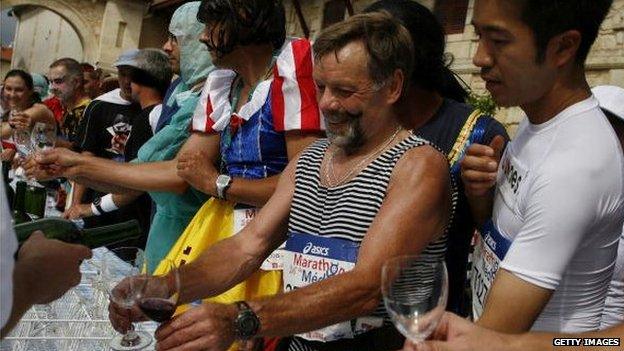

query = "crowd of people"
(1, 0), (623, 350)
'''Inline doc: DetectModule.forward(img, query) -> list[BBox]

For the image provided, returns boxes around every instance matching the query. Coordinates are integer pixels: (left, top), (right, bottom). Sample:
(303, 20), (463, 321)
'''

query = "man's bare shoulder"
(393, 143), (449, 181)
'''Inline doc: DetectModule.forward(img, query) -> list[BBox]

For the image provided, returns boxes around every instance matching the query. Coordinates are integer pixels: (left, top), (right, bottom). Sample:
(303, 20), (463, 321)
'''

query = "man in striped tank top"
(122, 12), (452, 351)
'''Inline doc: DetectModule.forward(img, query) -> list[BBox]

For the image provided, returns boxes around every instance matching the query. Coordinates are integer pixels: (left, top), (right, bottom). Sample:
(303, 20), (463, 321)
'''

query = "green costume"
(135, 1), (213, 269)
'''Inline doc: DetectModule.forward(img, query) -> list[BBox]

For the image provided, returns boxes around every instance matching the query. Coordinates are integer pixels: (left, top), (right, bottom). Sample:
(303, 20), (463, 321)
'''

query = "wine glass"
(136, 258), (180, 324)
(31, 122), (56, 154)
(381, 256), (448, 344)
(9, 109), (32, 157)
(102, 247), (152, 350)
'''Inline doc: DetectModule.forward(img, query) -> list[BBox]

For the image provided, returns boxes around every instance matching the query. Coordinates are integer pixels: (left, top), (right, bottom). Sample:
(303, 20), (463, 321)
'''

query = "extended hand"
(460, 135), (505, 197)
(107, 276), (149, 334)
(63, 203), (94, 220)
(403, 312), (510, 351)
(15, 232), (92, 304)
(155, 302), (238, 351)
(8, 111), (31, 130)
(176, 150), (218, 195)
(26, 147), (83, 180)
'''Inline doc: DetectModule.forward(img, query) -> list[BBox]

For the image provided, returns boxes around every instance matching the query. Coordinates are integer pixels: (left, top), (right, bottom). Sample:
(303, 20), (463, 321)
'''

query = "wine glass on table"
(381, 255), (448, 345)
(136, 258), (180, 324)
(102, 247), (152, 350)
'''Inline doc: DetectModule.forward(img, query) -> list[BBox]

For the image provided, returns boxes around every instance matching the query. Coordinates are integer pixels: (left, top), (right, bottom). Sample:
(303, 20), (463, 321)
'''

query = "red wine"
(139, 298), (176, 322)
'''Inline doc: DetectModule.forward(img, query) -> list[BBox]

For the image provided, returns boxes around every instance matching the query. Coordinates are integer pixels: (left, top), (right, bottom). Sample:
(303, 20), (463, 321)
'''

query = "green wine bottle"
(14, 218), (143, 249)
(12, 181), (31, 224)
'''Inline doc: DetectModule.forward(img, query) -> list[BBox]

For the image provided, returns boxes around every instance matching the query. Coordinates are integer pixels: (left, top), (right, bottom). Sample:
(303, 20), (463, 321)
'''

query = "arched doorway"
(9, 5), (84, 74)
(1, 0), (99, 72)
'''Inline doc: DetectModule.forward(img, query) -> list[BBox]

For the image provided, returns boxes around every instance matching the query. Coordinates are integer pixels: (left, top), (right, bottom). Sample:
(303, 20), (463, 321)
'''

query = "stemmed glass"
(136, 258), (180, 324)
(381, 256), (448, 344)
(9, 109), (33, 181)
(31, 122), (57, 154)
(102, 247), (152, 350)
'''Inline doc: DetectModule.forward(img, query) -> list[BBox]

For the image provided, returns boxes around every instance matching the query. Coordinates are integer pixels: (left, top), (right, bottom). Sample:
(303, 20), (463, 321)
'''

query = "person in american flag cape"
(110, 1), (324, 350)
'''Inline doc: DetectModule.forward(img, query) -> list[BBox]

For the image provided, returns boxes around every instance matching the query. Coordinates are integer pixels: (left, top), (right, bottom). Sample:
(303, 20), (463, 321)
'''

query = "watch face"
(217, 175), (231, 187)
(93, 197), (102, 206)
(236, 310), (259, 338)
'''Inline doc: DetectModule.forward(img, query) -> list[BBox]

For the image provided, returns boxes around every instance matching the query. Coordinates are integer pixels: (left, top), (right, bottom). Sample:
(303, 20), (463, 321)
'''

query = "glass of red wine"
(137, 258), (180, 323)
(103, 247), (152, 350)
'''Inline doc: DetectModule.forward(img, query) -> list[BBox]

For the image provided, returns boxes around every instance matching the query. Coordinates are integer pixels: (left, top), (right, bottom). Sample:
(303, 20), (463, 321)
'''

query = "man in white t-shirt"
(592, 85), (624, 329)
(1, 177), (91, 336)
(462, 0), (622, 333)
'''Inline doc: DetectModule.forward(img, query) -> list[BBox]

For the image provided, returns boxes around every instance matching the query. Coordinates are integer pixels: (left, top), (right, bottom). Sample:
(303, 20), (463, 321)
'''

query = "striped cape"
(191, 38), (324, 134)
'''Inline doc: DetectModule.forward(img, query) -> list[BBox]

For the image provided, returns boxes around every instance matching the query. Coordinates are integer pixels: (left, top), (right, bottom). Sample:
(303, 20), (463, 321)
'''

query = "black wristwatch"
(233, 301), (260, 340)
(92, 196), (104, 214)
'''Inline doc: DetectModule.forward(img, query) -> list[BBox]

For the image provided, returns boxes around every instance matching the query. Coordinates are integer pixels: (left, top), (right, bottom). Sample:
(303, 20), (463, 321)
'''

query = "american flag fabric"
(191, 38), (324, 134)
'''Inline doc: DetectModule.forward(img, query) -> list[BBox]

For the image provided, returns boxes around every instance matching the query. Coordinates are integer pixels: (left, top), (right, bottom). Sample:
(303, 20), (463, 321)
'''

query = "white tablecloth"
(0, 248), (158, 351)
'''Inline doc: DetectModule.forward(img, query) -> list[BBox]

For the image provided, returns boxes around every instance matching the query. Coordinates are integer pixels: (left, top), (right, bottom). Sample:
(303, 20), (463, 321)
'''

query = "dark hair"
(49, 57), (83, 84)
(4, 69), (40, 104)
(197, 0), (286, 57)
(364, 0), (467, 102)
(314, 11), (414, 95)
(81, 62), (102, 80)
(514, 0), (613, 64)
(127, 68), (169, 98)
(4, 69), (34, 92)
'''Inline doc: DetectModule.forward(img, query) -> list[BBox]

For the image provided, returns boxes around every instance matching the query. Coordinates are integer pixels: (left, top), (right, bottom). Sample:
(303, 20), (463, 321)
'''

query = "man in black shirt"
(112, 49), (172, 161)
(365, 0), (509, 316)
(65, 50), (172, 249)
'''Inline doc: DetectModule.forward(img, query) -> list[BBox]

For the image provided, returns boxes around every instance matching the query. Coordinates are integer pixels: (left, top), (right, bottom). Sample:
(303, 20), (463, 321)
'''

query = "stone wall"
(285, 0), (624, 136)
(2, 0), (149, 73)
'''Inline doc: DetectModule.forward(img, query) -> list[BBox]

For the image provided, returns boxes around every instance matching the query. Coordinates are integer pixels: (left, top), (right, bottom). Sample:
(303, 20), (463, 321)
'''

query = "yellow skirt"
(154, 197), (282, 311)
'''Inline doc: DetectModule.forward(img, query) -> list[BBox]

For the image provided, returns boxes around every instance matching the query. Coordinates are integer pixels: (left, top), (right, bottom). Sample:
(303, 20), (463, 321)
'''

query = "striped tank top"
(286, 133), (450, 350)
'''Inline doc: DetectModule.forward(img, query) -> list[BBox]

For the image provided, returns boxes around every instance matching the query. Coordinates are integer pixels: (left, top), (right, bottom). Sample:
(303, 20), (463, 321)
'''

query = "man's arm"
(63, 190), (143, 219)
(476, 269), (552, 333)
(177, 131), (322, 207)
(155, 145), (451, 349)
(408, 312), (624, 351)
(1, 233), (91, 337)
(477, 158), (608, 332)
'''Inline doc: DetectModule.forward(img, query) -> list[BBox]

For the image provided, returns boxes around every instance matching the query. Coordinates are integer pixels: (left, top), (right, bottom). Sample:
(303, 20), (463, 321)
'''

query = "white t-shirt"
(474, 97), (624, 332)
(1, 177), (18, 328)
(601, 233), (624, 328)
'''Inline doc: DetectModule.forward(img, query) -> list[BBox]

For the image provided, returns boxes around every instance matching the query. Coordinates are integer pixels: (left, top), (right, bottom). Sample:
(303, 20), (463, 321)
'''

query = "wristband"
(90, 203), (102, 216)
(100, 194), (119, 213)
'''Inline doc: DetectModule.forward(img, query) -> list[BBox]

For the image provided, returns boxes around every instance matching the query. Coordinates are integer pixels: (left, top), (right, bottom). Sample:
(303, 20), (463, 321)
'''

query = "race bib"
(234, 206), (284, 271)
(471, 220), (512, 319)
(282, 233), (382, 342)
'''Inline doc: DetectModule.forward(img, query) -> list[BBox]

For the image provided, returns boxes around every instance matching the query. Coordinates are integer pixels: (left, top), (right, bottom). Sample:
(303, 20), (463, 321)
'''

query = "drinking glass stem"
(121, 324), (141, 347)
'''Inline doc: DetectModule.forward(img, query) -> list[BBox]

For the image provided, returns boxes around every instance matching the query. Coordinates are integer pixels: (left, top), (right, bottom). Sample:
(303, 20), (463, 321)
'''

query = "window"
(433, 0), (469, 35)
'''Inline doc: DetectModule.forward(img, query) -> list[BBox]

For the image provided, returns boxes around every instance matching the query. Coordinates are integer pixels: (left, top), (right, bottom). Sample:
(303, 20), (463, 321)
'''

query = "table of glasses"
(0, 248), (159, 351)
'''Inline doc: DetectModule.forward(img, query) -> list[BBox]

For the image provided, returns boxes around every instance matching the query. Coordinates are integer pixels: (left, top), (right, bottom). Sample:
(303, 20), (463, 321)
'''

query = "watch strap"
(234, 300), (260, 340)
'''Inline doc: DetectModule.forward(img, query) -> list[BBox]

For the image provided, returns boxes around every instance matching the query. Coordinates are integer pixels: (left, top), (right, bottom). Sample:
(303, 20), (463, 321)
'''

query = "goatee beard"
(326, 112), (365, 155)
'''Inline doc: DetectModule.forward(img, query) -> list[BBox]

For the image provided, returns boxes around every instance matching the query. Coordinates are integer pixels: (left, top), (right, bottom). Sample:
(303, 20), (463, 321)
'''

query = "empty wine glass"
(31, 122), (56, 154)
(136, 258), (180, 324)
(102, 247), (152, 350)
(381, 256), (448, 344)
